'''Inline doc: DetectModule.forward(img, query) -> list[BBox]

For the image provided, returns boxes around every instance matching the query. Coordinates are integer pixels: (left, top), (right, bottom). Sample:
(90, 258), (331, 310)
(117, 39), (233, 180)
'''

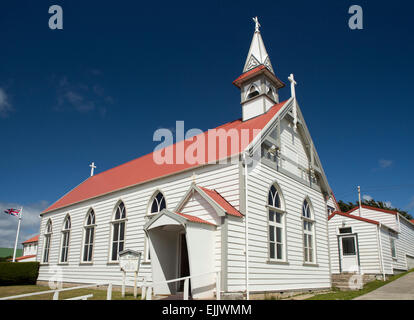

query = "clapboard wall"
(328, 215), (381, 274)
(37, 161), (240, 287)
(226, 160), (331, 292)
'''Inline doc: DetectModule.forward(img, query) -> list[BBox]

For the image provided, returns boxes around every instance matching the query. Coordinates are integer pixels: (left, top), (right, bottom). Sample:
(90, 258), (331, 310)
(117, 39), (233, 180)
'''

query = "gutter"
(242, 152), (250, 300)
(377, 223), (386, 281)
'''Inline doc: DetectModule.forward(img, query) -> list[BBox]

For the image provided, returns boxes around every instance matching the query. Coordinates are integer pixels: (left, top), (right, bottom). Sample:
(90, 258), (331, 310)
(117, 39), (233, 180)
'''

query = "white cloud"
(379, 159), (393, 169)
(55, 76), (111, 116)
(384, 201), (392, 208)
(0, 201), (48, 248)
(0, 88), (13, 118)
(363, 194), (373, 201)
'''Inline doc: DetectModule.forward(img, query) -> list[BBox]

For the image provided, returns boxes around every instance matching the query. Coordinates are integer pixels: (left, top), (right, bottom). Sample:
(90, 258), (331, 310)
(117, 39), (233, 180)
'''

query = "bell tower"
(233, 17), (285, 121)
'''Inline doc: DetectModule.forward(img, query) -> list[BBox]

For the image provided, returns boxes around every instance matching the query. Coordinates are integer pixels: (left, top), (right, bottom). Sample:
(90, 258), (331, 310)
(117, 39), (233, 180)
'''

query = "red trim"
(198, 186), (243, 217)
(345, 205), (398, 216)
(232, 65), (266, 87)
(175, 212), (216, 226)
(328, 211), (379, 225)
(22, 235), (39, 244)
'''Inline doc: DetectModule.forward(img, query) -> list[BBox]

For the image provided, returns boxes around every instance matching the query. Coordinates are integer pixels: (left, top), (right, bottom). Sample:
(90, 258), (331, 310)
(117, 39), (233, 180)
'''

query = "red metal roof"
(328, 211), (379, 225)
(22, 235), (39, 244)
(198, 186), (243, 217)
(232, 65), (266, 86)
(175, 212), (216, 226)
(43, 101), (288, 214)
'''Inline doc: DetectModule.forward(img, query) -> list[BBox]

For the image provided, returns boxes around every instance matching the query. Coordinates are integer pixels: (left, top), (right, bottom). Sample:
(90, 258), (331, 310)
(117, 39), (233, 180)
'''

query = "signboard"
(119, 249), (141, 272)
(118, 249), (142, 298)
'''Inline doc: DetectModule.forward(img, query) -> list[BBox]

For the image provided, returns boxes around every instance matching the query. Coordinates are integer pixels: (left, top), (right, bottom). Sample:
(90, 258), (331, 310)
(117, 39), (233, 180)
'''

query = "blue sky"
(1, 0), (414, 246)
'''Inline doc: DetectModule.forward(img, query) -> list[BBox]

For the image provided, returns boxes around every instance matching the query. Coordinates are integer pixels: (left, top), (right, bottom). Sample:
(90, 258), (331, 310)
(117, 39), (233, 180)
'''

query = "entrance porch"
(144, 210), (217, 299)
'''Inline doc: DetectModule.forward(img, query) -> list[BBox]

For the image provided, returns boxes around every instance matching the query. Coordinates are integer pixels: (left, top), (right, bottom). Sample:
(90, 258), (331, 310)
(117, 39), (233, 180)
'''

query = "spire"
(243, 17), (274, 74)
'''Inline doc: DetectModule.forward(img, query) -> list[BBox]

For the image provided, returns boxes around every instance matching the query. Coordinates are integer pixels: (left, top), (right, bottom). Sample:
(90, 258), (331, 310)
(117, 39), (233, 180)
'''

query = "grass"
(307, 269), (414, 300)
(0, 285), (141, 300)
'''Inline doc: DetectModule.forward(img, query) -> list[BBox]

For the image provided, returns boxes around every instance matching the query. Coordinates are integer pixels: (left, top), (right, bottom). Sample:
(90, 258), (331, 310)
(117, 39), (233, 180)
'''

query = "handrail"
(141, 271), (220, 300)
(0, 282), (112, 300)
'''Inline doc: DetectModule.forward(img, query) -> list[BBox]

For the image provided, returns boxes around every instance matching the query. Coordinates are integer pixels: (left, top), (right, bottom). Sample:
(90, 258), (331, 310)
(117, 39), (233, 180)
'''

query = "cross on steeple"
(288, 74), (298, 131)
(252, 16), (261, 33)
(288, 73), (297, 99)
(89, 162), (96, 177)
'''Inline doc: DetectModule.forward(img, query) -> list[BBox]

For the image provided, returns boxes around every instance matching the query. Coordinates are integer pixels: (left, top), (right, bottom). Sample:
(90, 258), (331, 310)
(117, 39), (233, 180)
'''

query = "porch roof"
(144, 209), (217, 231)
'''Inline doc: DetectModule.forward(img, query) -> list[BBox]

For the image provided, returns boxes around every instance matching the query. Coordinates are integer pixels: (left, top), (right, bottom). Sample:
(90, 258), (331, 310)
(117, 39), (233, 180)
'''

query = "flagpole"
(12, 207), (23, 262)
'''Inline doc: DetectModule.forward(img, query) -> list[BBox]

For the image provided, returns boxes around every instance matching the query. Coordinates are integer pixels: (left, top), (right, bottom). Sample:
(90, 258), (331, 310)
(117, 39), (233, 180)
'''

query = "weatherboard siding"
(397, 218), (414, 269)
(226, 161), (331, 292)
(37, 161), (239, 287)
(328, 216), (381, 274)
(352, 207), (398, 231)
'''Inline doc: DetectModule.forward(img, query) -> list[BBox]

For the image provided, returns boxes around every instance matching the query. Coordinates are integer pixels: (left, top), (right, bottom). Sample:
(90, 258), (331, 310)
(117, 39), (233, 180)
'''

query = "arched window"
(43, 219), (52, 263)
(267, 184), (286, 261)
(111, 202), (126, 261)
(82, 209), (96, 262)
(145, 191), (167, 261)
(150, 191), (166, 214)
(60, 215), (71, 263)
(247, 85), (259, 99)
(267, 86), (275, 100)
(302, 199), (316, 263)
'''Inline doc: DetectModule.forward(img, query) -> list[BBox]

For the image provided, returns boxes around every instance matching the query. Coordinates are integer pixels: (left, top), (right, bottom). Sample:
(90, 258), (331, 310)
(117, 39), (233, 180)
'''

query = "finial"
(89, 162), (97, 177)
(288, 74), (298, 131)
(252, 16), (261, 33)
(288, 74), (297, 99)
(191, 172), (197, 184)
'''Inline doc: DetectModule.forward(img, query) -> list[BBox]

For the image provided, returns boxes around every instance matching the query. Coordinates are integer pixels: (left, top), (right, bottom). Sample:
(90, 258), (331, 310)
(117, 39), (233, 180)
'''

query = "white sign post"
(118, 250), (142, 298)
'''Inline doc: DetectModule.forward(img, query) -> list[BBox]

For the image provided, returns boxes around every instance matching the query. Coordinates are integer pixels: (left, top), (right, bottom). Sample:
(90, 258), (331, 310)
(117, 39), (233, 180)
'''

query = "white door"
(340, 235), (359, 273)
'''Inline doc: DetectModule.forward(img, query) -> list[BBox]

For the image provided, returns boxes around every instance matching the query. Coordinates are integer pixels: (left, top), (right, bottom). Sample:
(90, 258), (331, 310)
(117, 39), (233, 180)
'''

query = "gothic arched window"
(82, 209), (96, 262)
(267, 183), (286, 261)
(145, 191), (167, 261)
(247, 85), (260, 99)
(111, 202), (126, 261)
(60, 215), (71, 263)
(302, 199), (316, 263)
(43, 219), (52, 263)
(150, 191), (166, 214)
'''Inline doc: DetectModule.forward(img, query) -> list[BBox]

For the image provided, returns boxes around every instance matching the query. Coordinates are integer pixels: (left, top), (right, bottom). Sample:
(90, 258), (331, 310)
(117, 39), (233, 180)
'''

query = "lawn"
(0, 285), (141, 300)
(307, 269), (414, 300)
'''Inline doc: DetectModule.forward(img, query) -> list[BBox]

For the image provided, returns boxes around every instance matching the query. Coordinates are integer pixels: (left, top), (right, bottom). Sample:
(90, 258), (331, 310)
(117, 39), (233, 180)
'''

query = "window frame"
(59, 215), (71, 264)
(390, 235), (397, 259)
(266, 183), (287, 263)
(144, 191), (167, 262)
(302, 199), (317, 265)
(42, 219), (52, 264)
(81, 209), (96, 264)
(109, 201), (127, 263)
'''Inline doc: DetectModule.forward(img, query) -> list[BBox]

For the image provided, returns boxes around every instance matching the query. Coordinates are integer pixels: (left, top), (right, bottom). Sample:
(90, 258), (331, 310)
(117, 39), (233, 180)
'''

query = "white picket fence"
(0, 283), (113, 300)
(0, 271), (221, 300)
(141, 271), (221, 300)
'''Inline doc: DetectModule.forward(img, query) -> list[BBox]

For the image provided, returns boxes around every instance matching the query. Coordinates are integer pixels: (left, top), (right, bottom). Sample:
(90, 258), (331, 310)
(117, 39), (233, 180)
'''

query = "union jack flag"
(4, 208), (20, 217)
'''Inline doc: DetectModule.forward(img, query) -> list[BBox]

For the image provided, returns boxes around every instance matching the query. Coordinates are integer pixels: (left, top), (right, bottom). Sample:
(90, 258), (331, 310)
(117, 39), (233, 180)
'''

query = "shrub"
(0, 262), (40, 286)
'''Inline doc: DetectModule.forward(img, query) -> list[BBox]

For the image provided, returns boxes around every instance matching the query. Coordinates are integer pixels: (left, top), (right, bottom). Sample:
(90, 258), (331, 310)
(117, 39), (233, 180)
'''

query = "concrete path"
(354, 272), (414, 300)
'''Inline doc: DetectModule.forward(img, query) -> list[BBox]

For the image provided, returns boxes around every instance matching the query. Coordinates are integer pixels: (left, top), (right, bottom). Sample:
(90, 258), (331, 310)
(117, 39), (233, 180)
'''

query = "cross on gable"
(89, 162), (97, 177)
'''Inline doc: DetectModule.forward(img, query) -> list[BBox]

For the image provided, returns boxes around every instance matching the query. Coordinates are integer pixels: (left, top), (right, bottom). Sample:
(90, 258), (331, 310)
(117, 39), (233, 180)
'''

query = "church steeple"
(243, 17), (274, 74)
(233, 17), (285, 121)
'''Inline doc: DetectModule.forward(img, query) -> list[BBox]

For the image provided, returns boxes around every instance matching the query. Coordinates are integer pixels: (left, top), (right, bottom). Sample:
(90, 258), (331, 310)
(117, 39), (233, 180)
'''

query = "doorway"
(178, 233), (190, 292)
(340, 235), (359, 273)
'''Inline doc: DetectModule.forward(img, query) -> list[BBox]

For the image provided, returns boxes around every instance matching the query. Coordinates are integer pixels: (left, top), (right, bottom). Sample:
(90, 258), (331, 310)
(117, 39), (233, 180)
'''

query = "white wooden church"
(37, 18), (339, 299)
